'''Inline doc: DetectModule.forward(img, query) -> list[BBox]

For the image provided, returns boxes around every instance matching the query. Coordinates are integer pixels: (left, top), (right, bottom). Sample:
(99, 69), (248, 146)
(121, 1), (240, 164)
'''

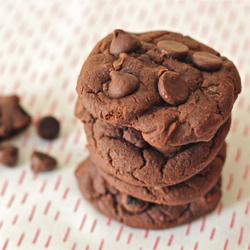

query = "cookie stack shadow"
(74, 30), (241, 230)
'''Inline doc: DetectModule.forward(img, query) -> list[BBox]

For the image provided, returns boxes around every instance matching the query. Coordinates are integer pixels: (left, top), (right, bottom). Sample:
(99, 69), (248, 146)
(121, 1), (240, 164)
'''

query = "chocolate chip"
(110, 29), (141, 55)
(121, 194), (148, 213)
(0, 146), (18, 167)
(109, 71), (140, 99)
(36, 116), (60, 140)
(192, 52), (222, 71)
(31, 151), (57, 173)
(158, 71), (189, 105)
(157, 40), (189, 60)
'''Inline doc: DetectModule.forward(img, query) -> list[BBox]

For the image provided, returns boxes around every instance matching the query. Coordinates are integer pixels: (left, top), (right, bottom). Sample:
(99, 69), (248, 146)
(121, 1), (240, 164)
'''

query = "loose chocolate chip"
(36, 116), (60, 140)
(31, 151), (57, 173)
(121, 194), (148, 213)
(157, 40), (189, 60)
(109, 71), (140, 99)
(158, 71), (189, 105)
(110, 29), (141, 55)
(192, 52), (222, 71)
(0, 146), (18, 167)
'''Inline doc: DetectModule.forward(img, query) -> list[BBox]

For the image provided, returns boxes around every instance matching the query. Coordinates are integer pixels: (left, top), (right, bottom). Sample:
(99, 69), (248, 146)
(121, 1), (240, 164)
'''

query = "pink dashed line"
(231, 119), (238, 133)
(90, 219), (97, 233)
(116, 225), (124, 241)
(238, 227), (244, 245)
(230, 211), (236, 228)
(226, 173), (234, 190)
(54, 175), (62, 190)
(1, 180), (8, 196)
(234, 148), (242, 162)
(54, 211), (60, 221)
(21, 133), (30, 147)
(49, 99), (58, 115)
(40, 180), (47, 193)
(217, 201), (223, 215)
(29, 205), (36, 222)
(64, 152), (72, 165)
(79, 214), (87, 231)
(21, 192), (28, 204)
(107, 218), (112, 226)
(44, 201), (51, 215)
(99, 239), (104, 250)
(17, 232), (25, 247)
(72, 243), (77, 250)
(46, 141), (54, 154)
(63, 227), (70, 242)
(12, 214), (18, 225)
(32, 229), (40, 244)
(186, 222), (191, 235)
(168, 234), (174, 246)
(153, 236), (160, 250)
(74, 198), (81, 213)
(200, 216), (206, 232)
(45, 235), (52, 248)
(210, 227), (216, 240)
(245, 201), (250, 214)
(60, 134), (68, 150)
(73, 129), (82, 145)
(243, 164), (249, 180)
(194, 242), (199, 250)
(127, 233), (133, 244)
(62, 187), (70, 199)
(0, 221), (3, 230)
(3, 238), (9, 250)
(85, 245), (89, 250)
(224, 238), (229, 250)
(237, 188), (243, 200)
(7, 194), (15, 208)
(18, 169), (27, 185)
(144, 229), (149, 238)
(243, 124), (249, 136)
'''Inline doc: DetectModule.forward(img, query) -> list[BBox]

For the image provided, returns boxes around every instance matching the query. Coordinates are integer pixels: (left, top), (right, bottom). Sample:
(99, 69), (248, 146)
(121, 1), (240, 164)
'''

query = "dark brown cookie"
(36, 116), (60, 140)
(0, 145), (18, 167)
(31, 151), (57, 173)
(76, 30), (241, 152)
(77, 142), (225, 205)
(0, 95), (31, 141)
(76, 102), (230, 187)
(75, 158), (222, 230)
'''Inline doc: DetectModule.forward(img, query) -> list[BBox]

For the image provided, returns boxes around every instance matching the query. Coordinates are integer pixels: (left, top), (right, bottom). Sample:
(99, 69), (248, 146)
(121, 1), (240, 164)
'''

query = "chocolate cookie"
(77, 142), (225, 205)
(75, 158), (222, 230)
(0, 95), (31, 140)
(76, 103), (230, 187)
(76, 30), (241, 153)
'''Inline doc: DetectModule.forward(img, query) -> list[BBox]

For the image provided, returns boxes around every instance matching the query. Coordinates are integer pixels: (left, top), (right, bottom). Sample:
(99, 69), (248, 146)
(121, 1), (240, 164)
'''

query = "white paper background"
(0, 1), (249, 249)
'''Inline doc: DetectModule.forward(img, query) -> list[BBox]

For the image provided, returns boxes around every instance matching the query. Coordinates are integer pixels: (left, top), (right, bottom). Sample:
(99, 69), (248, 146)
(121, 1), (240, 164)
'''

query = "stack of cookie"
(74, 30), (241, 229)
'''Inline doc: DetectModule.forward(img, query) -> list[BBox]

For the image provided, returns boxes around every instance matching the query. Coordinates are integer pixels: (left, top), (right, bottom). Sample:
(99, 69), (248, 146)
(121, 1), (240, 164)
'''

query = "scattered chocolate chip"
(158, 71), (189, 105)
(110, 29), (141, 55)
(109, 71), (140, 99)
(31, 151), (57, 173)
(0, 146), (18, 167)
(120, 194), (148, 213)
(157, 40), (189, 60)
(192, 52), (222, 71)
(36, 116), (60, 140)
(0, 95), (31, 140)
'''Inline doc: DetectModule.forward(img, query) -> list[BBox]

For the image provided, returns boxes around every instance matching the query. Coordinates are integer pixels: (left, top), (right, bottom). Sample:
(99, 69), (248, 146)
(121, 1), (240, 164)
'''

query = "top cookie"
(76, 30), (241, 151)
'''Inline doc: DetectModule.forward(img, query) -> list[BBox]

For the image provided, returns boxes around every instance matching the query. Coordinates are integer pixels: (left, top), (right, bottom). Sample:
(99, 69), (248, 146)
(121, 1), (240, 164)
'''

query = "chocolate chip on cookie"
(157, 40), (189, 60)
(109, 71), (140, 99)
(120, 194), (148, 213)
(36, 116), (60, 140)
(192, 52), (222, 71)
(31, 151), (57, 173)
(110, 29), (141, 55)
(0, 146), (18, 167)
(158, 71), (189, 105)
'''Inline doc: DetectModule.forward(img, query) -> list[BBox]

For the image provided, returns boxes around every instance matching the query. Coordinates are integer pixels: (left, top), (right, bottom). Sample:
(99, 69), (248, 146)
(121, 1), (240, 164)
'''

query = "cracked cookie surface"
(76, 30), (241, 153)
(75, 102), (230, 187)
(75, 157), (222, 230)
(78, 142), (225, 205)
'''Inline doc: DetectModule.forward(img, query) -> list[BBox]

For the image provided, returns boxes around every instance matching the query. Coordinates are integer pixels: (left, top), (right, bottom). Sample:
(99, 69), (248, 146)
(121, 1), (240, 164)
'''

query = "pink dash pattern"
(153, 236), (160, 250)
(72, 243), (77, 250)
(245, 201), (250, 214)
(243, 164), (249, 180)
(90, 219), (97, 233)
(32, 229), (40, 244)
(186, 222), (191, 235)
(45, 235), (52, 248)
(226, 174), (234, 190)
(21, 192), (29, 204)
(18, 169), (27, 185)
(1, 180), (8, 196)
(62, 187), (70, 199)
(224, 238), (229, 250)
(210, 227), (216, 240)
(237, 188), (243, 200)
(44, 201), (51, 215)
(234, 148), (242, 162)
(238, 227), (244, 245)
(127, 233), (133, 244)
(79, 214), (87, 231)
(54, 211), (60, 221)
(230, 211), (236, 228)
(144, 229), (149, 238)
(99, 239), (104, 250)
(200, 216), (206, 232)
(29, 205), (36, 222)
(40, 180), (47, 193)
(7, 194), (15, 208)
(107, 218), (112, 226)
(63, 227), (70, 242)
(217, 201), (223, 215)
(116, 225), (124, 241)
(3, 238), (9, 250)
(17, 232), (25, 247)
(194, 242), (199, 250)
(54, 175), (62, 190)
(12, 214), (18, 225)
(168, 234), (174, 246)
(74, 198), (81, 213)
